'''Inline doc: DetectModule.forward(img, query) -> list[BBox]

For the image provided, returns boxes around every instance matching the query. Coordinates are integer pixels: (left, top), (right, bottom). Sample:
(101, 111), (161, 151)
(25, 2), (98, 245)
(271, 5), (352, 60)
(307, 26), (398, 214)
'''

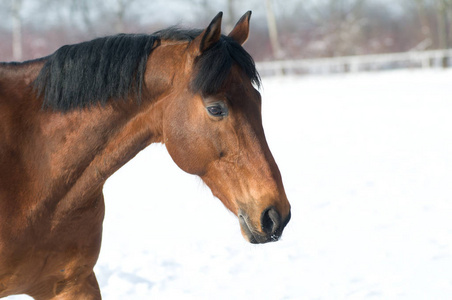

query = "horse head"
(158, 12), (291, 243)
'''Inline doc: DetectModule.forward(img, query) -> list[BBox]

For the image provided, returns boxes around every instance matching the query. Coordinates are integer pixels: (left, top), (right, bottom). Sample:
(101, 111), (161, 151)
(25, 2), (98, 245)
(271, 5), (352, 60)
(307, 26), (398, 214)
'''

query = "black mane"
(33, 28), (260, 111)
(34, 34), (156, 110)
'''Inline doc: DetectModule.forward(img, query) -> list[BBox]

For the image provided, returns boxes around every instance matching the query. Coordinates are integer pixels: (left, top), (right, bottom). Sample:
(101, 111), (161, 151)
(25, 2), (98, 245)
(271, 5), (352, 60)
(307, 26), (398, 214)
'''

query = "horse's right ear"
(189, 12), (223, 55)
(228, 11), (252, 45)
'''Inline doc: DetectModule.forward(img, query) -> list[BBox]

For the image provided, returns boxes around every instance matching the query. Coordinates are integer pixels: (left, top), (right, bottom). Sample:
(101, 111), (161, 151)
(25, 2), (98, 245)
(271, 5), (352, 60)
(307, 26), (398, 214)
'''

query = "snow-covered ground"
(8, 69), (452, 299)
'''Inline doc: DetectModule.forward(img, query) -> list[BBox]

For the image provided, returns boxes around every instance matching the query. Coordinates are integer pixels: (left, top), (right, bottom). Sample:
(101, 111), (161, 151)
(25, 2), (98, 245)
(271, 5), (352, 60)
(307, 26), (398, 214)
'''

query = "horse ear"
(191, 12), (223, 55)
(228, 11), (252, 45)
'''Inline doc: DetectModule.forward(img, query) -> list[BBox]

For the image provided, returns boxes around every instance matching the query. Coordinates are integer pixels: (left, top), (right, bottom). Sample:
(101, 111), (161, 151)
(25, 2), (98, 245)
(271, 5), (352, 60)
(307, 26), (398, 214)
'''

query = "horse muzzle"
(238, 207), (291, 244)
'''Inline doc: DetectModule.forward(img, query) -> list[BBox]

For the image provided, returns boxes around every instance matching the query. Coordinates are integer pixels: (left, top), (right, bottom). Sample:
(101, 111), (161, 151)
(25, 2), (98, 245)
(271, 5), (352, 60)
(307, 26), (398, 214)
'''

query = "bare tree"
(329, 0), (366, 56)
(11, 0), (23, 61)
(265, 0), (284, 60)
(115, 0), (126, 33)
(415, 0), (433, 44)
(448, 0), (452, 45)
(436, 0), (452, 49)
(434, 0), (452, 67)
(436, 0), (447, 48)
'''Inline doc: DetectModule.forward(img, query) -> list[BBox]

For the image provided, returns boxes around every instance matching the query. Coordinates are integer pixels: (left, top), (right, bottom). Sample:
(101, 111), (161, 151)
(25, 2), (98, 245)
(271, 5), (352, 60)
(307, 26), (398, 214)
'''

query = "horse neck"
(37, 97), (165, 193)
(3, 44), (183, 203)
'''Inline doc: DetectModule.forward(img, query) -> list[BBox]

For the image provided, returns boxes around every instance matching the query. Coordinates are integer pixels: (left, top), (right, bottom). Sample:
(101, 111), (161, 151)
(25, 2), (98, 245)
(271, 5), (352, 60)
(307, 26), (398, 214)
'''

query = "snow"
(7, 69), (452, 299)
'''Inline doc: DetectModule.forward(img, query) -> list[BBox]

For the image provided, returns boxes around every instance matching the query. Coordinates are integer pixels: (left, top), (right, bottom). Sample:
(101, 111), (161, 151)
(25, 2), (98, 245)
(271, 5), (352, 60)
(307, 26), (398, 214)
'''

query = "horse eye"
(207, 105), (226, 117)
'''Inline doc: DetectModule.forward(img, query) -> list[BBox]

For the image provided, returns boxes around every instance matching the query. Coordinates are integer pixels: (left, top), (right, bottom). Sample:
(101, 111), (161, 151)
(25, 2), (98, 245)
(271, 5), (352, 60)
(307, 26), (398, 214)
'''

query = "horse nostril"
(261, 207), (281, 234)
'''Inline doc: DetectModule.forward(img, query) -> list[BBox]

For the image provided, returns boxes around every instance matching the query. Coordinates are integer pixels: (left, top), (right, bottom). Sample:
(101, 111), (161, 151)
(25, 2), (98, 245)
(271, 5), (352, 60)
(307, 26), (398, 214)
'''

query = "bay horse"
(0, 12), (291, 299)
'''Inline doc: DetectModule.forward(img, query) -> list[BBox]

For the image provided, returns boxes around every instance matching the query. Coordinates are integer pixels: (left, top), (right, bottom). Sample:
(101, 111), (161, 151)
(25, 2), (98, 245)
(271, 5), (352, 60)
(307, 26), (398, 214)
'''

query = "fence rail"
(256, 49), (452, 76)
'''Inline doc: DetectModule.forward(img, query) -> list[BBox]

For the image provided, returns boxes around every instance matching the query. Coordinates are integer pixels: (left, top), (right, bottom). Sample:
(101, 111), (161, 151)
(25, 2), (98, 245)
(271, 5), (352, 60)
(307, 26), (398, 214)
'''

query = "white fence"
(256, 49), (452, 76)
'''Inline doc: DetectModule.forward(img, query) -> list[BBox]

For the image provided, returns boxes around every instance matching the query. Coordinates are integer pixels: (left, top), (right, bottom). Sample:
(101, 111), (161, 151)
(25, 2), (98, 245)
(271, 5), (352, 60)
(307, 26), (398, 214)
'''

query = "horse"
(0, 11), (291, 299)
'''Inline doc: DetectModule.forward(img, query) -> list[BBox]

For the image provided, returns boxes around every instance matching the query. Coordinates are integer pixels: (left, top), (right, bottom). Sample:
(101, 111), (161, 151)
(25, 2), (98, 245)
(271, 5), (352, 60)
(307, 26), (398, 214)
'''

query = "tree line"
(1, 0), (451, 62)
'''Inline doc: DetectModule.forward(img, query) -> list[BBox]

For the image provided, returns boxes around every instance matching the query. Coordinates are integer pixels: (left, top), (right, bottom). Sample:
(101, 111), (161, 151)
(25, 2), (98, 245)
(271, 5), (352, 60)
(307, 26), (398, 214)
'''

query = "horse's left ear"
(228, 11), (252, 45)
